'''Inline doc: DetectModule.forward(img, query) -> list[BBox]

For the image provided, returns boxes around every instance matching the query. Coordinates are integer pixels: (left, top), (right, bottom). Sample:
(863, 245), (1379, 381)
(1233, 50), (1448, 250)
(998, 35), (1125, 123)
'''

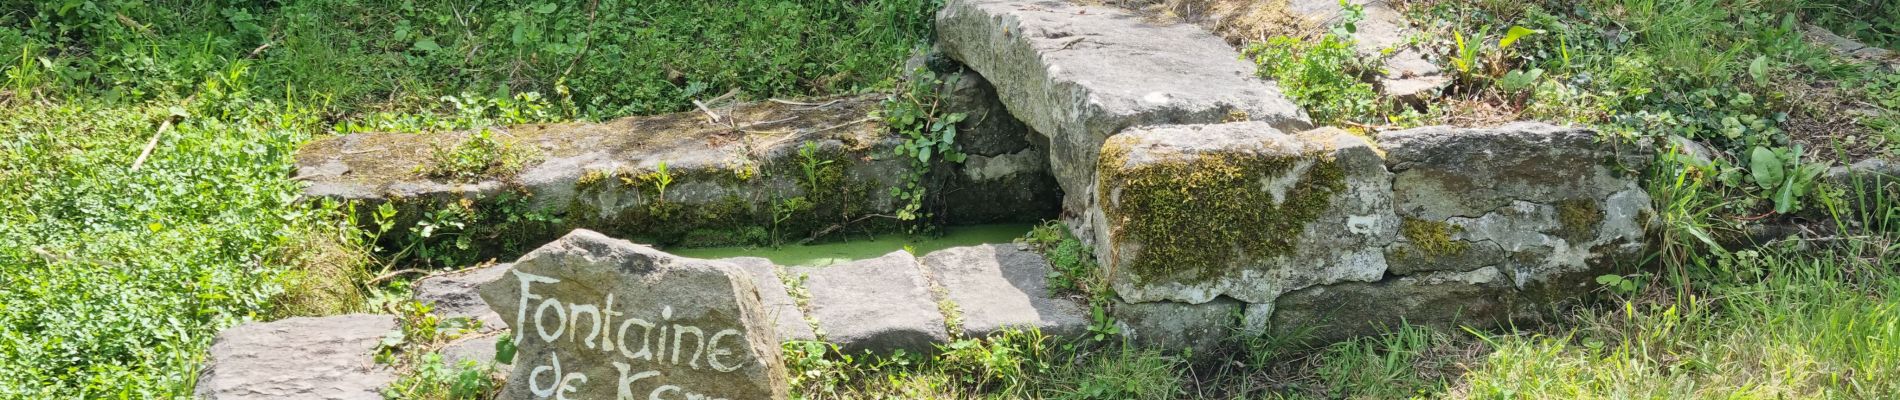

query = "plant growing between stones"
(650, 161), (675, 203)
(882, 69), (969, 222)
(798, 141), (834, 193)
(421, 128), (538, 182)
(1244, 1), (1380, 126)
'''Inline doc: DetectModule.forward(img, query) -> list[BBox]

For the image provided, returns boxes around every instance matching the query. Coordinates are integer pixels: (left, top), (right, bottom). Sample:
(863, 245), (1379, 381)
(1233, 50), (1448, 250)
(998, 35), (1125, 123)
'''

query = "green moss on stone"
(1098, 142), (1348, 285)
(1555, 198), (1603, 243)
(1399, 217), (1468, 257)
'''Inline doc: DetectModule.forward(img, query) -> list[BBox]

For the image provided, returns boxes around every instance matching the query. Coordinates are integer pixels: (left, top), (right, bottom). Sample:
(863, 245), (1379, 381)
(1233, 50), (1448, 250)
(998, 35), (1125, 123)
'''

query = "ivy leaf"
(531, 2), (557, 14)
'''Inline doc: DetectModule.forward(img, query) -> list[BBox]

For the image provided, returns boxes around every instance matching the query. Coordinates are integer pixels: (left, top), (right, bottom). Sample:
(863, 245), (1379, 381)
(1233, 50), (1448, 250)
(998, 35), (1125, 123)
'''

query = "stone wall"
(296, 78), (1059, 259)
(936, 0), (1654, 350)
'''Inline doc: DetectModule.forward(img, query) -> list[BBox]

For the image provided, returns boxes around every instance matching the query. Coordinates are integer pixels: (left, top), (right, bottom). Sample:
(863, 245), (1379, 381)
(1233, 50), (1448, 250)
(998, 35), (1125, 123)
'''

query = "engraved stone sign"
(479, 229), (790, 400)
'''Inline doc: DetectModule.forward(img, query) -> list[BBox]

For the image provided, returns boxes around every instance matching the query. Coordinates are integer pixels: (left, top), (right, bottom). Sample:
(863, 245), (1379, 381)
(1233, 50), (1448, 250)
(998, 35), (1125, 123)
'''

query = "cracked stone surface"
(936, 0), (1312, 236)
(798, 251), (949, 354)
(195, 315), (397, 400)
(920, 244), (1089, 338)
(1377, 122), (1651, 296)
(1092, 123), (1396, 305)
(1805, 24), (1899, 67)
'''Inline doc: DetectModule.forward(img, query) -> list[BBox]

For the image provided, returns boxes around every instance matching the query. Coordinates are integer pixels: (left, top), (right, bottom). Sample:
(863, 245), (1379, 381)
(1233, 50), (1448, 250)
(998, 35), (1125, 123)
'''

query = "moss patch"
(1399, 217), (1468, 257)
(1555, 198), (1603, 243)
(1098, 142), (1347, 285)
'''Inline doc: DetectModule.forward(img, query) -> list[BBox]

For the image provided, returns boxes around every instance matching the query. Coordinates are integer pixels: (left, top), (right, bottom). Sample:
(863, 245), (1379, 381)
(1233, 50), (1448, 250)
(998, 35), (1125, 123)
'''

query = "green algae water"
(668, 224), (1033, 267)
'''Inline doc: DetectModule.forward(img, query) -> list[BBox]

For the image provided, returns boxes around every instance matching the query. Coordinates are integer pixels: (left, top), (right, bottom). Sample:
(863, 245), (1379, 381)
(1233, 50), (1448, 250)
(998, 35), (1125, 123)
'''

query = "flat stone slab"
(724, 257), (819, 342)
(413, 263), (510, 331)
(1092, 123), (1397, 304)
(919, 244), (1087, 338)
(297, 94), (1058, 257)
(799, 251), (949, 354)
(195, 315), (398, 400)
(937, 0), (1311, 224)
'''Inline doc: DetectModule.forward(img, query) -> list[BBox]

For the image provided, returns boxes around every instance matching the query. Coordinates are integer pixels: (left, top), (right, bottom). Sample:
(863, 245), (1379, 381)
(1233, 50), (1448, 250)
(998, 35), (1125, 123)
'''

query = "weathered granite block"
(1112, 298), (1242, 353)
(937, 0), (1311, 233)
(1258, 267), (1517, 343)
(477, 229), (790, 400)
(413, 262), (510, 332)
(1377, 123), (1651, 297)
(1092, 124), (1396, 305)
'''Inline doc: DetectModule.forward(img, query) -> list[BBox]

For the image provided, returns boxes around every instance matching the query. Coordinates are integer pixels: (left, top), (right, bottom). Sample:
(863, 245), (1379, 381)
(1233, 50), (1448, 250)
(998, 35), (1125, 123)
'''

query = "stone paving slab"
(799, 251), (949, 354)
(195, 315), (397, 400)
(920, 244), (1088, 338)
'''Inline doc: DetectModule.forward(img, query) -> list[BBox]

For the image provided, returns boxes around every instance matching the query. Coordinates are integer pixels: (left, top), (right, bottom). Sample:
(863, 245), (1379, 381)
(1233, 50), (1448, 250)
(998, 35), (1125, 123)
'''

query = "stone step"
(296, 91), (1057, 259)
(195, 315), (397, 400)
(935, 0), (1312, 228)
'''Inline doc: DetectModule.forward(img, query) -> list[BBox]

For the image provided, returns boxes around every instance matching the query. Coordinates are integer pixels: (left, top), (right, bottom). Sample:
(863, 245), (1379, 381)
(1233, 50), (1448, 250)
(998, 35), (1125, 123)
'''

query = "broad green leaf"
(1500, 26), (1543, 49)
(413, 38), (441, 52)
(1748, 55), (1769, 86)
(1749, 147), (1784, 191)
(1773, 177), (1798, 213)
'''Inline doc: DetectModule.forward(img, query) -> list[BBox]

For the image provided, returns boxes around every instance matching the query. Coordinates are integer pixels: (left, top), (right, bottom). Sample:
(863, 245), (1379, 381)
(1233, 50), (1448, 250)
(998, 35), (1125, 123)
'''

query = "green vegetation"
(1399, 217), (1470, 257)
(884, 69), (971, 223)
(420, 128), (538, 181)
(1019, 221), (1105, 299)
(0, 0), (940, 395)
(1098, 143), (1347, 285)
(1244, 1), (1379, 127)
(375, 302), (501, 400)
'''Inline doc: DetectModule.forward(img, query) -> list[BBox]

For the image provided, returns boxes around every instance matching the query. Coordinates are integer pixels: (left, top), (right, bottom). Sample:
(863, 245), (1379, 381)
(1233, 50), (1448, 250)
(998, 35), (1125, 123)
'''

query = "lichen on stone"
(1098, 141), (1348, 285)
(1555, 198), (1603, 243)
(1399, 217), (1467, 257)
